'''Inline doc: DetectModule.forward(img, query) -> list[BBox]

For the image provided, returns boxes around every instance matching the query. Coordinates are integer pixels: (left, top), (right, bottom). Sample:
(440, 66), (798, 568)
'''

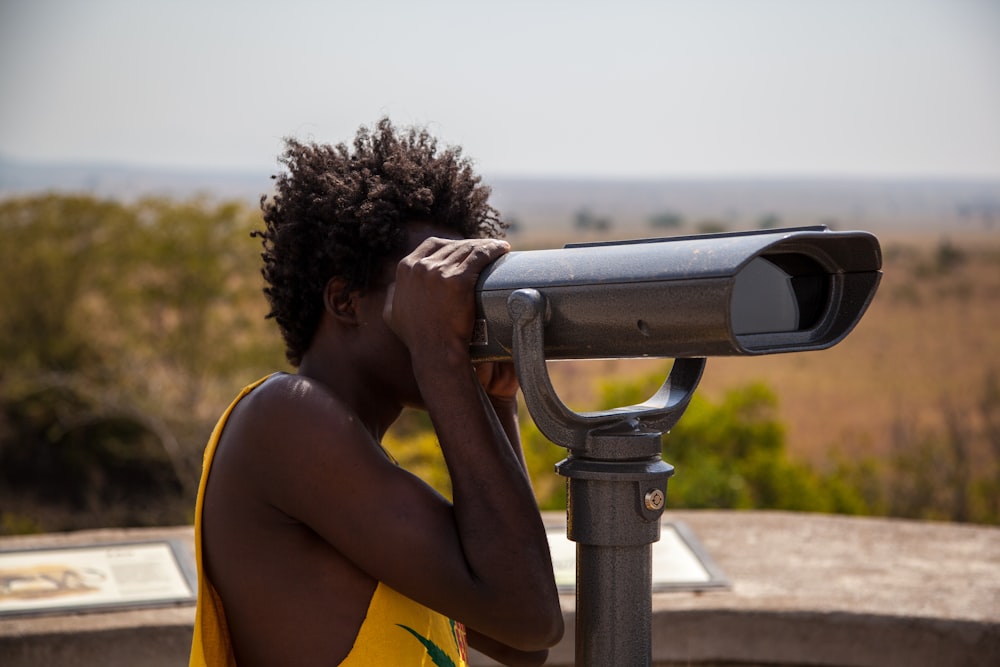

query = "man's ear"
(324, 277), (358, 324)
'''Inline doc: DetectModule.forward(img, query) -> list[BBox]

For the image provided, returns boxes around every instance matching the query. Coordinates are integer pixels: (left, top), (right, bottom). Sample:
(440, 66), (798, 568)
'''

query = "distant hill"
(0, 155), (270, 205)
(487, 177), (1000, 235)
(2, 155), (998, 235)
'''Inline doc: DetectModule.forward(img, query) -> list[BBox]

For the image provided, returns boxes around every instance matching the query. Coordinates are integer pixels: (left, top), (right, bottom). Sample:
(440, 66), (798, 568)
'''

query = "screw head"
(644, 489), (665, 511)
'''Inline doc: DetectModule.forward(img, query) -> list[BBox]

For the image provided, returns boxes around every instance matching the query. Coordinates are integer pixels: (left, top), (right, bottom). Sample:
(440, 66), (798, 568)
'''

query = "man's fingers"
(407, 237), (509, 276)
(429, 238), (508, 264)
(403, 237), (452, 268)
(456, 239), (509, 272)
(432, 239), (508, 282)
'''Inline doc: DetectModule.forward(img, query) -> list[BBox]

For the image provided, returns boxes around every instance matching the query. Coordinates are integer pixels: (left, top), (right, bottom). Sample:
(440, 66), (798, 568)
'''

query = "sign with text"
(0, 540), (196, 617)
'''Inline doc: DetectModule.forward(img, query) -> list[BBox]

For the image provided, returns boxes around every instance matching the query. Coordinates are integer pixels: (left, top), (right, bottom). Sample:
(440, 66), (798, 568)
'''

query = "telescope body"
(471, 226), (882, 361)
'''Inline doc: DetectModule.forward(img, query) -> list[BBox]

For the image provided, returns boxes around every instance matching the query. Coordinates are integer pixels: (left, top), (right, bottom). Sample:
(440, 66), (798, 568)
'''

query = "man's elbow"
(542, 603), (565, 648)
(540, 609), (565, 650)
(512, 599), (565, 652)
(476, 579), (565, 652)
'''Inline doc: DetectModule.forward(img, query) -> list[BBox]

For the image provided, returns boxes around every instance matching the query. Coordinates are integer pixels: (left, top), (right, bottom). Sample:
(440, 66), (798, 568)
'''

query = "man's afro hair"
(255, 118), (507, 366)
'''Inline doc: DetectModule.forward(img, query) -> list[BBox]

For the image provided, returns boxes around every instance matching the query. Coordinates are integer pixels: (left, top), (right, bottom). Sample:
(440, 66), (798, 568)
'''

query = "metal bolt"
(644, 488), (665, 511)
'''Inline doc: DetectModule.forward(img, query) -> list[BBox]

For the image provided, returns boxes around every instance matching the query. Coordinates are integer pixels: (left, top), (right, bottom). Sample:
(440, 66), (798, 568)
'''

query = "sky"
(1, 0), (998, 180)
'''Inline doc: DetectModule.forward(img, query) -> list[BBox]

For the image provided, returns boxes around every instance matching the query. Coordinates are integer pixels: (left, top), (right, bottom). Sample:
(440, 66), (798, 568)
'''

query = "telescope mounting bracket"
(507, 288), (706, 453)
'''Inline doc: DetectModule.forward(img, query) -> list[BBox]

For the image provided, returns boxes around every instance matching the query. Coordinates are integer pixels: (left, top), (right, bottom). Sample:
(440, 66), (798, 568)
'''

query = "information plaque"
(1, 521), (723, 616)
(0, 540), (196, 617)
(546, 520), (729, 593)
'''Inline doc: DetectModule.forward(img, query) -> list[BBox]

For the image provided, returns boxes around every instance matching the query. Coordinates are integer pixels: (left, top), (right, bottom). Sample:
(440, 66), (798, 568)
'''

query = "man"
(190, 119), (563, 666)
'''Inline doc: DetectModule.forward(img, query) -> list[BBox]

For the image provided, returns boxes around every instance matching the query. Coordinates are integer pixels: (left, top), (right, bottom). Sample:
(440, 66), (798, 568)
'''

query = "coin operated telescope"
(472, 226), (882, 667)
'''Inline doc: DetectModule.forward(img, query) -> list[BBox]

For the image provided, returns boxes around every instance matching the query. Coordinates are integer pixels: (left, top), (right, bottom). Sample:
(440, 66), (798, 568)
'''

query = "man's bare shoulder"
(232, 373), (359, 438)
(213, 372), (404, 524)
(214, 372), (386, 492)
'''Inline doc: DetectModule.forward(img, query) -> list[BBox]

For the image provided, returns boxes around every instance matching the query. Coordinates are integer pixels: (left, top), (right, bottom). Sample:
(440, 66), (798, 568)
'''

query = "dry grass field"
(535, 230), (1000, 473)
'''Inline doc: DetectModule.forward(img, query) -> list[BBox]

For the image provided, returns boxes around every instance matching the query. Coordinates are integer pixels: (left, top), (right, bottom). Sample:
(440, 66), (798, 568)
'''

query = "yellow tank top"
(189, 375), (469, 666)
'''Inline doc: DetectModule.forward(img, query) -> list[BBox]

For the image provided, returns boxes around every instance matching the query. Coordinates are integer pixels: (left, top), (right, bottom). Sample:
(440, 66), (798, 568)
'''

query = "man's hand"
(383, 237), (509, 355)
(474, 361), (519, 402)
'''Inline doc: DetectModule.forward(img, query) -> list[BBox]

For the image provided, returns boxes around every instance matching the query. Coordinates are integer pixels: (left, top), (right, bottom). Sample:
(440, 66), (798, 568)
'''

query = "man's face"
(354, 222), (466, 410)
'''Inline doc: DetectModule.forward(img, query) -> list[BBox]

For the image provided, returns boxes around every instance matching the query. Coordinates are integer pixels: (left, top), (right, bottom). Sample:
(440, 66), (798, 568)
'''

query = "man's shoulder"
(219, 374), (396, 506)
(232, 373), (356, 438)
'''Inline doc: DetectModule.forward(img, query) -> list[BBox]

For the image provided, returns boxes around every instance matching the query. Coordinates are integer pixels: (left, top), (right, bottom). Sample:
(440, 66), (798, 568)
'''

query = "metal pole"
(575, 543), (652, 664)
(556, 428), (672, 667)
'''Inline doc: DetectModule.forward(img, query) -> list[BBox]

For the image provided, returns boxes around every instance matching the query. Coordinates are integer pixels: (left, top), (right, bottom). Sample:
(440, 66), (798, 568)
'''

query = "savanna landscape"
(1, 188), (998, 534)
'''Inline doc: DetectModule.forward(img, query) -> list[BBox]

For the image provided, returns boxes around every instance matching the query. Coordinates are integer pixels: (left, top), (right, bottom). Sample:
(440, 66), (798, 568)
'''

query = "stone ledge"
(2, 512), (998, 666)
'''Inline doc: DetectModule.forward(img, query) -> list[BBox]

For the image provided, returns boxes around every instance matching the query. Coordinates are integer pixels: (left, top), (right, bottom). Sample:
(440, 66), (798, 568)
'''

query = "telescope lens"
(731, 255), (829, 334)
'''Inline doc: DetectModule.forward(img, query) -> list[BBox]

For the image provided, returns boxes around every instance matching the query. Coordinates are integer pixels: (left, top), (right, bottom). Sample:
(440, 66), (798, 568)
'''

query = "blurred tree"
(380, 366), (872, 515)
(591, 366), (869, 513)
(695, 220), (728, 234)
(648, 211), (684, 230)
(881, 372), (1000, 524)
(0, 194), (287, 533)
(107, 197), (286, 490)
(503, 215), (523, 236)
(0, 195), (129, 373)
(573, 208), (612, 232)
(0, 195), (174, 530)
(756, 213), (781, 229)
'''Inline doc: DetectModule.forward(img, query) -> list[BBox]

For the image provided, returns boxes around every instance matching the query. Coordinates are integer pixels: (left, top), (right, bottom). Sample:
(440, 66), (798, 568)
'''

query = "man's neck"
(297, 348), (403, 443)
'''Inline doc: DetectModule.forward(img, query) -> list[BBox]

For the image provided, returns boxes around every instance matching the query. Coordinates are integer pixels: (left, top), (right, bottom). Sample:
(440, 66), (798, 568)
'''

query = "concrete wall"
(2, 511), (998, 666)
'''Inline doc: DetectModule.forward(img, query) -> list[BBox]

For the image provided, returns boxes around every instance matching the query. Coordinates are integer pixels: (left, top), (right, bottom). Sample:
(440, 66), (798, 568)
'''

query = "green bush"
(384, 365), (876, 515)
(588, 367), (871, 513)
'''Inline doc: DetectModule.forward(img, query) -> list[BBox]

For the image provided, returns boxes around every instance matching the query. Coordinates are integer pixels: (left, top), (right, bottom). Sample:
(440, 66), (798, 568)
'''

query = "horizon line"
(2, 153), (1000, 185)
